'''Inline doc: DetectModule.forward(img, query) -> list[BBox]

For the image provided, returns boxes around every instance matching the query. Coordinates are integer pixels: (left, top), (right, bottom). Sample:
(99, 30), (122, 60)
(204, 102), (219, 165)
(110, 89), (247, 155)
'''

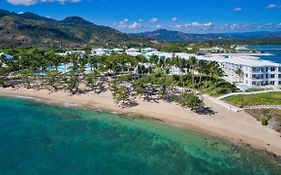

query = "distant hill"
(0, 9), (149, 48)
(138, 29), (281, 43)
(1, 9), (281, 48)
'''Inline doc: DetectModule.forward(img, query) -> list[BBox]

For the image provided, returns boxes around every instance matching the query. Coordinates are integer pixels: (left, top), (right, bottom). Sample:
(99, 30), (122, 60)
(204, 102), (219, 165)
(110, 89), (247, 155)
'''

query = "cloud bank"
(7, 0), (81, 6)
(150, 17), (159, 23)
(113, 19), (143, 30)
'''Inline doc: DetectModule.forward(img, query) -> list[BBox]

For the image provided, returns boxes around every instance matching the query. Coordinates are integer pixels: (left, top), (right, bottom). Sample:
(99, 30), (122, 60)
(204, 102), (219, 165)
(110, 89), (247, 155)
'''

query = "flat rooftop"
(197, 55), (281, 67)
(172, 52), (280, 67)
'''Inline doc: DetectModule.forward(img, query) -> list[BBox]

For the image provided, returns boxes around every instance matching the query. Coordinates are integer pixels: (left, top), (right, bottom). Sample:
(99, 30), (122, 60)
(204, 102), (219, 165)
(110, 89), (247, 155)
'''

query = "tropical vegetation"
(0, 48), (238, 112)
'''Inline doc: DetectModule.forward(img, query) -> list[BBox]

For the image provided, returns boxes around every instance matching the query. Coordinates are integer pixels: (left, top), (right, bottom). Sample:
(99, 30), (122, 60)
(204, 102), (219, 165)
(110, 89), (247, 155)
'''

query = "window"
(266, 74), (269, 79)
(270, 81), (275, 85)
(279, 81), (281, 85)
(252, 74), (263, 79)
(252, 67), (263, 72)
(266, 67), (269, 72)
(270, 74), (275, 78)
(252, 81), (262, 86)
(252, 74), (256, 79)
(271, 67), (276, 72)
(279, 74), (281, 79)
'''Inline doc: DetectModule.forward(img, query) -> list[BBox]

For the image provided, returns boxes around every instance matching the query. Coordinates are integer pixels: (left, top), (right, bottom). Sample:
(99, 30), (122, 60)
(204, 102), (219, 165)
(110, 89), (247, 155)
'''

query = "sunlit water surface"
(0, 96), (281, 175)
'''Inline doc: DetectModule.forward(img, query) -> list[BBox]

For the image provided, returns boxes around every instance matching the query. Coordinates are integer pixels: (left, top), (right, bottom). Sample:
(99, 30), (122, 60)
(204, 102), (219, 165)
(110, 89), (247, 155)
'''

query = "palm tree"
(45, 70), (62, 91)
(65, 61), (81, 94)
(209, 61), (223, 85)
(153, 66), (163, 78)
(0, 67), (11, 87)
(188, 56), (197, 88)
(135, 55), (146, 64)
(196, 60), (208, 88)
(19, 68), (34, 89)
(85, 71), (98, 91)
(111, 84), (130, 108)
(178, 74), (191, 94)
(135, 85), (145, 98)
(150, 55), (159, 65)
(235, 68), (243, 82)
(65, 72), (80, 94)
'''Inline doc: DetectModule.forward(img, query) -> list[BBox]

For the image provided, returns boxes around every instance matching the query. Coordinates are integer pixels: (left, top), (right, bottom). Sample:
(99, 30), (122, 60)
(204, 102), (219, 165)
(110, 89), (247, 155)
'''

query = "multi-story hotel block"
(88, 47), (281, 90)
(197, 55), (281, 89)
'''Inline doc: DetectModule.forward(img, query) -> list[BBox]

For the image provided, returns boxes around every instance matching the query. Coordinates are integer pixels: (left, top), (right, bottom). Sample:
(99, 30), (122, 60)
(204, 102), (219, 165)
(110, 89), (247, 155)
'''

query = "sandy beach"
(0, 87), (281, 156)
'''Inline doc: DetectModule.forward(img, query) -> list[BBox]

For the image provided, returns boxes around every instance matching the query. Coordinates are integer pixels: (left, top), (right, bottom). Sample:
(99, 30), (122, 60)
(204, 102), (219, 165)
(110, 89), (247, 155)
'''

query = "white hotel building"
(196, 54), (281, 89)
(88, 47), (281, 90)
(137, 50), (281, 89)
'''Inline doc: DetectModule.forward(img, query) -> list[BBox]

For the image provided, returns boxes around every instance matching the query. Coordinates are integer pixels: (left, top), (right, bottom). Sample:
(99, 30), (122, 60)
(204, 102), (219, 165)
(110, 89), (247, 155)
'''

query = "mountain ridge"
(138, 29), (281, 42)
(1, 9), (281, 48)
(0, 9), (149, 48)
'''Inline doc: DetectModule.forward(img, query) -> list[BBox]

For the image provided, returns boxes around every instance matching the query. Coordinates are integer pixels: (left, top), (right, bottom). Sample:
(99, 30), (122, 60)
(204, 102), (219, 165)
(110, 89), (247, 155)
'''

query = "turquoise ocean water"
(0, 96), (281, 175)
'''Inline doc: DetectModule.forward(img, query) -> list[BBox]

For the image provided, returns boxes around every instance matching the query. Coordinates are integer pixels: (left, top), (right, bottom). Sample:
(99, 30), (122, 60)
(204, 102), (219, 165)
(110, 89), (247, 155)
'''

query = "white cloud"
(266, 4), (281, 9)
(201, 22), (213, 29)
(156, 25), (162, 29)
(174, 24), (182, 29)
(233, 7), (242, 12)
(7, 0), (81, 6)
(114, 19), (142, 30)
(128, 22), (142, 29)
(190, 22), (200, 27)
(165, 21), (281, 32)
(169, 21), (214, 31)
(117, 20), (128, 28)
(150, 17), (159, 23)
(219, 23), (281, 31)
(184, 22), (213, 29)
(172, 17), (178, 22)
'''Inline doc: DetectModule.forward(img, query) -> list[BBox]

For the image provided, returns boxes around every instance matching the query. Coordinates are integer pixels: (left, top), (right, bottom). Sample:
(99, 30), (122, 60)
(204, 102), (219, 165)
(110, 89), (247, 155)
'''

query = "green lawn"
(186, 78), (238, 96)
(223, 92), (281, 106)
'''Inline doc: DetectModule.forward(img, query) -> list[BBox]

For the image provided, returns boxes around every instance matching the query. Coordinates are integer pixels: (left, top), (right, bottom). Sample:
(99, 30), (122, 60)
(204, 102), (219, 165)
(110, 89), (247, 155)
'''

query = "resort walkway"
(242, 105), (281, 110)
(217, 89), (281, 100)
(176, 87), (242, 112)
(203, 94), (242, 112)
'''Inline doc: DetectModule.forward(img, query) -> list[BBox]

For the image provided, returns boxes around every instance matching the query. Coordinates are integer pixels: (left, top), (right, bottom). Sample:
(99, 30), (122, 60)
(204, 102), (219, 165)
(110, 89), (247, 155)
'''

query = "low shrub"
(261, 119), (268, 126)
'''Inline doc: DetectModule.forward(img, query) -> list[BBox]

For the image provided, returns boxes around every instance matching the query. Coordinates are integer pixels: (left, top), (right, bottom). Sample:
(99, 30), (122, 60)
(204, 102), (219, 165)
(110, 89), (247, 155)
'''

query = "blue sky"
(1, 0), (281, 33)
